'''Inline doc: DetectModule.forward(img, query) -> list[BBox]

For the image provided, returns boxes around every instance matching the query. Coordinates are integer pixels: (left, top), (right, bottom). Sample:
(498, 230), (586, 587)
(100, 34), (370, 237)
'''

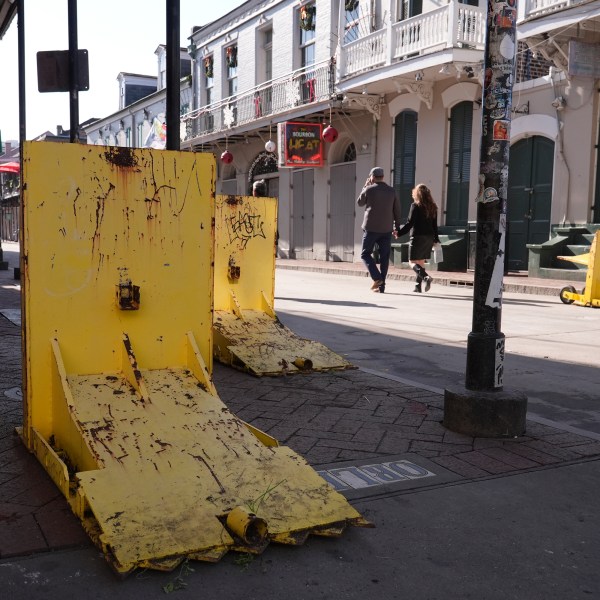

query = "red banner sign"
(281, 121), (323, 167)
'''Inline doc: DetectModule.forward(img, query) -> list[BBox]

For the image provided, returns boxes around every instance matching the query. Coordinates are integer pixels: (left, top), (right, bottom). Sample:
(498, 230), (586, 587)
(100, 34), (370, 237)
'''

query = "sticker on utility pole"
(486, 214), (507, 308)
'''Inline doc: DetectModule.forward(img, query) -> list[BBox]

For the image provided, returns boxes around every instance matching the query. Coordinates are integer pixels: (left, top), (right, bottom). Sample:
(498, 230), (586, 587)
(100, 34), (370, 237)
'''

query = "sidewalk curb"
(276, 261), (570, 297)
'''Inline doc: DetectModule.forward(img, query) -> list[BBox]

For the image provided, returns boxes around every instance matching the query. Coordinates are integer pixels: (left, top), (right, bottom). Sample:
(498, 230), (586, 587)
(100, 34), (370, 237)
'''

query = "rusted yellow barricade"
(558, 231), (600, 307)
(21, 142), (369, 575)
(213, 193), (353, 375)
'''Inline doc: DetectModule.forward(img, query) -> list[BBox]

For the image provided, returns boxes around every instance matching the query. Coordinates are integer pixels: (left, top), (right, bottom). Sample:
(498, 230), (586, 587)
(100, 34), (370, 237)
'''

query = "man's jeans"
(361, 230), (392, 282)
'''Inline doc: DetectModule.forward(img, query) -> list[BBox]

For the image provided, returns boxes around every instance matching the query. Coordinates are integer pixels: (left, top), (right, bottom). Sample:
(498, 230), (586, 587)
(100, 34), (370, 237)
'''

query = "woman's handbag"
(433, 242), (444, 263)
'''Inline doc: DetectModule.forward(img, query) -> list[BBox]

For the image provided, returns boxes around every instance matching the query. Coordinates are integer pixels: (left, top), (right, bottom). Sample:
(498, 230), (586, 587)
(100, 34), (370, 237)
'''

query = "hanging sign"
(278, 121), (323, 167)
(568, 41), (600, 79)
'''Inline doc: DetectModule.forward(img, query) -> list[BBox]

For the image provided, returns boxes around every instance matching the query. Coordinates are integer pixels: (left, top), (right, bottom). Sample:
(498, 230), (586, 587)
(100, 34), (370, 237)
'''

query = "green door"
(393, 110), (418, 229)
(446, 101), (473, 226)
(292, 169), (314, 259)
(507, 136), (554, 270)
(594, 118), (600, 224)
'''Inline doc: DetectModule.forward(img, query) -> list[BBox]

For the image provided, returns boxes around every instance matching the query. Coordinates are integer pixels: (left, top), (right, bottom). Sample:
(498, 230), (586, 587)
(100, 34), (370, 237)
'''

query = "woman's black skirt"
(409, 235), (434, 261)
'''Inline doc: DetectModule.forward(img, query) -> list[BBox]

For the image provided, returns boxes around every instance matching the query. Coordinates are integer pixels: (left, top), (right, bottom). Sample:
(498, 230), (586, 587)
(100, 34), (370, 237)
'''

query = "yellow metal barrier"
(21, 142), (369, 574)
(558, 231), (600, 307)
(213, 194), (353, 375)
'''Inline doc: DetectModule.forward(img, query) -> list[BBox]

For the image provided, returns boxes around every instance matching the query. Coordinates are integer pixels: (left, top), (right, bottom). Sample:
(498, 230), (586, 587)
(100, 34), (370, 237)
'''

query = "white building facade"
(84, 0), (600, 276)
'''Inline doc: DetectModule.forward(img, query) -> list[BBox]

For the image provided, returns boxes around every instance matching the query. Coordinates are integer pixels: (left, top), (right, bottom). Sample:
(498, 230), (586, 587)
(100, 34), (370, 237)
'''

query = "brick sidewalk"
(2, 317), (600, 560)
(216, 365), (600, 478)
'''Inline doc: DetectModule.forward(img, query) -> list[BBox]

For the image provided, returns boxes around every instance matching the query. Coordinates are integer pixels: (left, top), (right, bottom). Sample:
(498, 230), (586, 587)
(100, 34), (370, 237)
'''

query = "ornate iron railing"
(181, 60), (334, 143)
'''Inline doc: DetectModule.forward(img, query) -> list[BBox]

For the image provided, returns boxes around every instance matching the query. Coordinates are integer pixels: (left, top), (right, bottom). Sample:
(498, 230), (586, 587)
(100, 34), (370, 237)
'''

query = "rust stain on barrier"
(104, 147), (139, 169)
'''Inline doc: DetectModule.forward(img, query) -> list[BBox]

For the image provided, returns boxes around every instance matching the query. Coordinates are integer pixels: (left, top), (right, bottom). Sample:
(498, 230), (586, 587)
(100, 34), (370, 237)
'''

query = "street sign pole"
(68, 0), (79, 143)
(443, 0), (527, 437)
(166, 0), (180, 151)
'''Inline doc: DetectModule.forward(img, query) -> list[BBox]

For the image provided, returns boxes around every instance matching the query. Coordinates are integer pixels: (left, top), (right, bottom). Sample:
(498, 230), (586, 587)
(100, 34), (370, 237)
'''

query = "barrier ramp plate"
(21, 142), (369, 575)
(69, 368), (367, 572)
(214, 310), (353, 375)
(213, 194), (353, 376)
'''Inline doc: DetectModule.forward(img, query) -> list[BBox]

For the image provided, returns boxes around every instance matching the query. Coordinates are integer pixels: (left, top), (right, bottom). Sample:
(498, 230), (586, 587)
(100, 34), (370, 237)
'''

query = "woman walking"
(395, 184), (440, 293)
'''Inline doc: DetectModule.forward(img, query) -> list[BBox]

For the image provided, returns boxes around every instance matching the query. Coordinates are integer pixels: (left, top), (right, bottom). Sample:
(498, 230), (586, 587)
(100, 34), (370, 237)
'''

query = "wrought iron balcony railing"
(181, 59), (334, 143)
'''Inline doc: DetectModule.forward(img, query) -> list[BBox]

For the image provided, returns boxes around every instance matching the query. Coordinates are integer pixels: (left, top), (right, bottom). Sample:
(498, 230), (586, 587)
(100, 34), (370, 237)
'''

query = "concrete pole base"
(443, 385), (528, 438)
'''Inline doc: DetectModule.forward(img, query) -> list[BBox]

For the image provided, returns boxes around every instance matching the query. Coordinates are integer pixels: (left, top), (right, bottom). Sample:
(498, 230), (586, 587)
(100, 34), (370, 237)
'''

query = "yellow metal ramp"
(213, 194), (353, 375)
(215, 310), (353, 375)
(21, 143), (369, 575)
(69, 366), (365, 571)
(558, 231), (600, 307)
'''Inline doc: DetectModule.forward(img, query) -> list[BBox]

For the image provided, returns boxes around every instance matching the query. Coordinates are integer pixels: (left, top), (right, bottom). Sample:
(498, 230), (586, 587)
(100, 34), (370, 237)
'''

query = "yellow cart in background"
(558, 231), (600, 308)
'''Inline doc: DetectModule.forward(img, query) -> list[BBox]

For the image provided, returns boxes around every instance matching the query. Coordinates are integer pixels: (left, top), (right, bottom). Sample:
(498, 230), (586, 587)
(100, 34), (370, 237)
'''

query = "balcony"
(339, 1), (486, 80)
(181, 60), (334, 146)
(518, 0), (600, 61)
(0, 178), (19, 202)
(523, 0), (589, 19)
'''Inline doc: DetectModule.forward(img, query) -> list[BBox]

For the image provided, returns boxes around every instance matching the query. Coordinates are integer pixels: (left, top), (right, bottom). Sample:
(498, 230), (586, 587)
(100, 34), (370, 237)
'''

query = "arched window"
(248, 151), (279, 194)
(343, 143), (356, 162)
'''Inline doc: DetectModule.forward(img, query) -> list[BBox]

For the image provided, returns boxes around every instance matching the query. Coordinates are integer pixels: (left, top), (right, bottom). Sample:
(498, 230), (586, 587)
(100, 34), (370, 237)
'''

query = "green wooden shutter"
(393, 110), (418, 225)
(446, 101), (472, 226)
(595, 118), (600, 224)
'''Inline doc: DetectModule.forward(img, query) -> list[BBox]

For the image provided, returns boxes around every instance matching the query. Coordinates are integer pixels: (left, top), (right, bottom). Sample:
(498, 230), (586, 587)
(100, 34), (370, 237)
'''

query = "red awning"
(0, 162), (20, 173)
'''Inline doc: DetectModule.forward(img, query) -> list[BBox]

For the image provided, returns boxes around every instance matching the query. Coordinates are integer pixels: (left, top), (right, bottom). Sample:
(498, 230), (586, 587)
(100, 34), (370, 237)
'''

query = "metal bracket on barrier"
(228, 256), (241, 281)
(116, 274), (140, 310)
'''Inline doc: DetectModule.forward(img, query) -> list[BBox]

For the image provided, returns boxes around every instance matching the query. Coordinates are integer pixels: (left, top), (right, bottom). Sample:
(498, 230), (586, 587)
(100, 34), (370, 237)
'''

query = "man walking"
(357, 167), (401, 293)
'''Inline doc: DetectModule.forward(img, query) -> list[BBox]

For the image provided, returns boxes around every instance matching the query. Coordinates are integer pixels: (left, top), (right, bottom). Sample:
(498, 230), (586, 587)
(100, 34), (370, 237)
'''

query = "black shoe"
(424, 276), (433, 292)
(413, 284), (422, 293)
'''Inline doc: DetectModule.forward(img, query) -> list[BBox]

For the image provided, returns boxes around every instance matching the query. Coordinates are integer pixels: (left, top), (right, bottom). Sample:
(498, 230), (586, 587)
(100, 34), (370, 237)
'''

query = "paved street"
(1, 241), (600, 599)
(274, 268), (600, 435)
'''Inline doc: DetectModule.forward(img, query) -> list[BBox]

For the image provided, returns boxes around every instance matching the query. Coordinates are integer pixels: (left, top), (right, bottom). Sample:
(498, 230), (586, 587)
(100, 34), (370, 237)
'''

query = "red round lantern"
(220, 150), (233, 164)
(323, 125), (339, 143)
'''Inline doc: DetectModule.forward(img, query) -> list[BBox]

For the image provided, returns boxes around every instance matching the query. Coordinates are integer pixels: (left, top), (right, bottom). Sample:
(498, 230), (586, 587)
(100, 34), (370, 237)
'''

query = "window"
(180, 58), (191, 79)
(299, 4), (316, 104)
(398, 0), (422, 20)
(125, 127), (131, 147)
(344, 2), (361, 44)
(204, 55), (214, 105)
(202, 55), (215, 132)
(225, 45), (238, 98)
(259, 28), (273, 115)
(263, 28), (273, 82)
(299, 4), (316, 68)
(343, 143), (357, 162)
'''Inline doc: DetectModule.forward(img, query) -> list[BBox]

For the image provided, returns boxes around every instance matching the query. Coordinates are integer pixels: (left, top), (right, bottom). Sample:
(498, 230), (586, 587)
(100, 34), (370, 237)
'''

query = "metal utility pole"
(68, 0), (79, 143)
(166, 0), (180, 151)
(18, 0), (25, 144)
(444, 0), (527, 436)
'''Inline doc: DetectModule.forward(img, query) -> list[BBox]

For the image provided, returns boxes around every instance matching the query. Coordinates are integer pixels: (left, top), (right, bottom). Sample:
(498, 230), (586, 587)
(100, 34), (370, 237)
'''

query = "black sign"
(37, 50), (90, 93)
